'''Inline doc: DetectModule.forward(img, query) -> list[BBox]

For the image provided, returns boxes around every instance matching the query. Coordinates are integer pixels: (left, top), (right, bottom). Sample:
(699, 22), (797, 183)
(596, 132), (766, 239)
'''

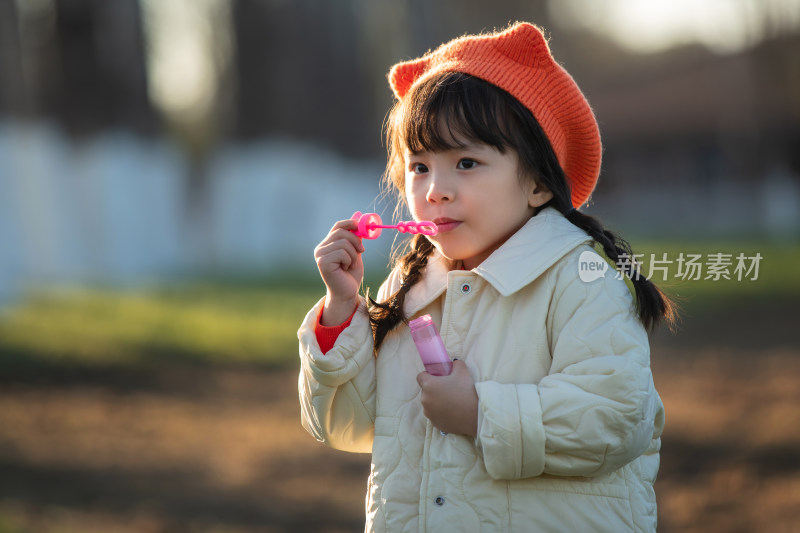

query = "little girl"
(298, 22), (675, 533)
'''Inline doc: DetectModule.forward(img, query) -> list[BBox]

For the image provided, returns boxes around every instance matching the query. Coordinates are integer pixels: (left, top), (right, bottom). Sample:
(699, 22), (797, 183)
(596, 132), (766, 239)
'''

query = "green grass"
(0, 240), (795, 370)
(0, 279), (324, 369)
(0, 267), (392, 370)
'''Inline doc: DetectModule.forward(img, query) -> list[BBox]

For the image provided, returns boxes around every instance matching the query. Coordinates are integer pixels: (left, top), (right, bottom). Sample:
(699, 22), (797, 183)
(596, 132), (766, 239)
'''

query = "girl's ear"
(528, 181), (554, 208)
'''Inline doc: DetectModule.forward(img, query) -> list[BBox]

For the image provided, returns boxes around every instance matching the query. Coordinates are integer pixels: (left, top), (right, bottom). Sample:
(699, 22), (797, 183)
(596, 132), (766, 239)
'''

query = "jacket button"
(434, 496), (445, 506)
(460, 283), (471, 294)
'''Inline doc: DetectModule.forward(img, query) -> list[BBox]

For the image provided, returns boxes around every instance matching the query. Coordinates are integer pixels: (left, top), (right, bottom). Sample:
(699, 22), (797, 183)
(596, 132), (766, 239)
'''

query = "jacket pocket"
(507, 472), (635, 533)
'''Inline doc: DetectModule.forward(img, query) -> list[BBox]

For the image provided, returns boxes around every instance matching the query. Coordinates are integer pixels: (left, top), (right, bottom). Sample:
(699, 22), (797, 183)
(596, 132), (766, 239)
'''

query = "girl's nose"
(425, 173), (454, 204)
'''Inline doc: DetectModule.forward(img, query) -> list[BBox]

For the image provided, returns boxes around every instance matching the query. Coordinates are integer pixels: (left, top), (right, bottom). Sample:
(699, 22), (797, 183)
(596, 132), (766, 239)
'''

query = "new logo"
(578, 251), (608, 282)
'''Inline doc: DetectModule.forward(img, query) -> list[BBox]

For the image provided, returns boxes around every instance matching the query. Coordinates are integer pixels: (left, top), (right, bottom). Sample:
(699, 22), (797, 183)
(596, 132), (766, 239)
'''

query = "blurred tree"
(140, 0), (237, 262)
(0, 0), (155, 132)
(57, 0), (155, 135)
(231, 0), (380, 157)
(0, 0), (26, 115)
(52, 0), (155, 135)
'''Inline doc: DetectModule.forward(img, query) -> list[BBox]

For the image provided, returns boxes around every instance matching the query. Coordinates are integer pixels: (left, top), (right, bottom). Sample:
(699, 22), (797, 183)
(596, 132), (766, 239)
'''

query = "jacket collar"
(404, 207), (592, 315)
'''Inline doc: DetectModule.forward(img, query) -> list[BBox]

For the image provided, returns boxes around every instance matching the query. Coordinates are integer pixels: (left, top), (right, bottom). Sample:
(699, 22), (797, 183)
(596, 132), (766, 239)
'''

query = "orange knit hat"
(388, 22), (601, 209)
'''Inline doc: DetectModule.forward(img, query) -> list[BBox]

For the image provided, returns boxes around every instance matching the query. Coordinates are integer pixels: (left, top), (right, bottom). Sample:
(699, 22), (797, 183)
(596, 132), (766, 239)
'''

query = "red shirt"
(314, 304), (357, 354)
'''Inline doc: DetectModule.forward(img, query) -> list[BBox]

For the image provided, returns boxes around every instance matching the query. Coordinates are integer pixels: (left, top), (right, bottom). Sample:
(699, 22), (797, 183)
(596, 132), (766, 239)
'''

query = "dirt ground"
(1, 299), (798, 532)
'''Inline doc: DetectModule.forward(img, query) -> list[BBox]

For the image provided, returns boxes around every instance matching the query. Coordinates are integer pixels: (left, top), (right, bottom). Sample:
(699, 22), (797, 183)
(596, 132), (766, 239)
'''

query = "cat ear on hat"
(493, 22), (551, 68)
(389, 57), (431, 99)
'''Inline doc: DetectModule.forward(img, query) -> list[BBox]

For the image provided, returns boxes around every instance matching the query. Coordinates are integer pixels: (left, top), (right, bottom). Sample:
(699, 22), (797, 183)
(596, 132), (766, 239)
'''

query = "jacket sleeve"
(298, 297), (376, 453)
(474, 252), (665, 480)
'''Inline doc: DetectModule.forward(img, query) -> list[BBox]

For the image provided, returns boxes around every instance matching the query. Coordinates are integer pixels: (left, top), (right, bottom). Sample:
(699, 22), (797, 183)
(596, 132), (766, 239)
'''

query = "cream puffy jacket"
(298, 208), (664, 532)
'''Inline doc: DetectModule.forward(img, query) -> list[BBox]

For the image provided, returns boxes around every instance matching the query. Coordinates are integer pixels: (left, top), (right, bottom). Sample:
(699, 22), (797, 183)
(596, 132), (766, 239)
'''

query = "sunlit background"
(0, 1), (799, 532)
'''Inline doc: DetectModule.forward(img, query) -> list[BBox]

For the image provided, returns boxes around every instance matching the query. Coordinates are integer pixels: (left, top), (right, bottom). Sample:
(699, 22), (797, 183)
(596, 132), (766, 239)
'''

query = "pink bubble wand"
(350, 211), (438, 240)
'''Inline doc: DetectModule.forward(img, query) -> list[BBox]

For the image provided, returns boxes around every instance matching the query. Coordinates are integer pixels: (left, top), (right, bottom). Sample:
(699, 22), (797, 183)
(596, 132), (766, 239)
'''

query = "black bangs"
(398, 72), (520, 154)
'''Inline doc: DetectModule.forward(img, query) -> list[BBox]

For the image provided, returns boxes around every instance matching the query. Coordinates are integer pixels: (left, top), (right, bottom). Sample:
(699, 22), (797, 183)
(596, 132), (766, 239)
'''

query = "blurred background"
(0, 1), (799, 532)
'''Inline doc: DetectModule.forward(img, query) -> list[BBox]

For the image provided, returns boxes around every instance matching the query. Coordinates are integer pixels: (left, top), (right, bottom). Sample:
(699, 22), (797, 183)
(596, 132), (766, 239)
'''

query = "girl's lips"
(433, 218), (461, 233)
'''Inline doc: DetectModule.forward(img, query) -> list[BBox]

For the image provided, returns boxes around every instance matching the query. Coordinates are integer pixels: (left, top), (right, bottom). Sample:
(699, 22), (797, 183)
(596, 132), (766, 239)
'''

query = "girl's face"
(404, 138), (553, 270)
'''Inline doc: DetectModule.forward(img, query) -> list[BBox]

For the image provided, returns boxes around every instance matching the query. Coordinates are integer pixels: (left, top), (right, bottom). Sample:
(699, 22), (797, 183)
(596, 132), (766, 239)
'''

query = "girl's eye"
(457, 159), (477, 170)
(410, 163), (428, 174)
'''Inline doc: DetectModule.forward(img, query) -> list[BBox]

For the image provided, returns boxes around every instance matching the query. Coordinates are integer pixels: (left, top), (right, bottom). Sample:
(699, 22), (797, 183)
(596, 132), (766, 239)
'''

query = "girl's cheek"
(405, 184), (419, 210)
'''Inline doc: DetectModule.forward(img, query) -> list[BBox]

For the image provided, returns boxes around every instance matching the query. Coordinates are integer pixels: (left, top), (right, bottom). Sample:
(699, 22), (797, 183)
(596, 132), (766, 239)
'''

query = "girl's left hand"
(417, 360), (479, 437)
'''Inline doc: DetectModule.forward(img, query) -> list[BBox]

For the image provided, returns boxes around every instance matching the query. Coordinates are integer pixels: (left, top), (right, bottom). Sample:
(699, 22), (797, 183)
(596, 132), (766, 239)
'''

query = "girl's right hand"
(314, 218), (365, 326)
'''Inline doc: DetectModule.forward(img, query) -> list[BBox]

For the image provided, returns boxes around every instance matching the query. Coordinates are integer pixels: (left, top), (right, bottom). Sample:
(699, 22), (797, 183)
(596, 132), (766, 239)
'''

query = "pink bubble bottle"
(409, 315), (453, 376)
